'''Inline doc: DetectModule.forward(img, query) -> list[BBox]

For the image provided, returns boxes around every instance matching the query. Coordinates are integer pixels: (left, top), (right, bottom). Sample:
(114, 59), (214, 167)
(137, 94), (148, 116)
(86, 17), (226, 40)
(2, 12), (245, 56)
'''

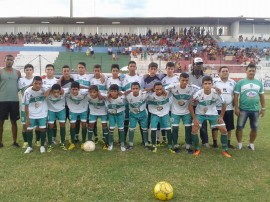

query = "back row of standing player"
(19, 58), (265, 156)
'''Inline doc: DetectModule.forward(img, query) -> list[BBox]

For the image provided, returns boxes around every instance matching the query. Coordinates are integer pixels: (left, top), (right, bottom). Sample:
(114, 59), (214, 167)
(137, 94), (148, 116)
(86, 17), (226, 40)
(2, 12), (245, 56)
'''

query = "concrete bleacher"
(14, 51), (59, 75)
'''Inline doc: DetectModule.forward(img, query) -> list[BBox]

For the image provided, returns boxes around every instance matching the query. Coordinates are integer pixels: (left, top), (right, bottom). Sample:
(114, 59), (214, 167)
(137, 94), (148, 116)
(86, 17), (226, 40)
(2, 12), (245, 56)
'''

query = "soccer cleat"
(94, 137), (99, 145)
(173, 147), (181, 153)
(127, 145), (134, 150)
(228, 144), (235, 149)
(12, 142), (20, 147)
(185, 148), (194, 154)
(203, 143), (210, 148)
(47, 145), (53, 153)
(152, 147), (157, 153)
(144, 146), (151, 150)
(22, 142), (28, 149)
(35, 141), (41, 147)
(121, 146), (126, 152)
(222, 151), (232, 158)
(60, 144), (67, 151)
(108, 145), (113, 151)
(40, 146), (46, 153)
(103, 144), (108, 150)
(24, 147), (33, 154)
(212, 144), (218, 148)
(168, 148), (176, 154)
(68, 143), (76, 151)
(101, 137), (106, 144)
(156, 141), (161, 147)
(247, 144), (255, 151)
(80, 143), (84, 150)
(161, 140), (167, 146)
(0, 143), (3, 147)
(193, 149), (201, 156)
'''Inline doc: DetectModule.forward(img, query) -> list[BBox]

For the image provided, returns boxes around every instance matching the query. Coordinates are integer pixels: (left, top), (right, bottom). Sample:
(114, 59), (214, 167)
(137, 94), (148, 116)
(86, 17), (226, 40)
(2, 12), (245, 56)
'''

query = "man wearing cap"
(188, 57), (210, 147)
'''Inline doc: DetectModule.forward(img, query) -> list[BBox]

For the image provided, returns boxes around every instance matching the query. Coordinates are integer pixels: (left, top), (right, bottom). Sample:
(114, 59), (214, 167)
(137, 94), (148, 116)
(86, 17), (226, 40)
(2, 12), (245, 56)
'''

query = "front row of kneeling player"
(23, 74), (232, 157)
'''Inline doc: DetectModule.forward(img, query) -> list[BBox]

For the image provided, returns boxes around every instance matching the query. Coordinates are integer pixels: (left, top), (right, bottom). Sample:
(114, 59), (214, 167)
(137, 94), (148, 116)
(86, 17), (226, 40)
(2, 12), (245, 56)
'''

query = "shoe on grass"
(24, 147), (33, 154)
(60, 143), (67, 150)
(47, 145), (53, 153)
(193, 149), (201, 156)
(35, 141), (41, 147)
(40, 146), (46, 153)
(12, 142), (20, 148)
(222, 151), (232, 158)
(121, 146), (126, 152)
(185, 148), (193, 154)
(68, 143), (76, 151)
(108, 145), (113, 151)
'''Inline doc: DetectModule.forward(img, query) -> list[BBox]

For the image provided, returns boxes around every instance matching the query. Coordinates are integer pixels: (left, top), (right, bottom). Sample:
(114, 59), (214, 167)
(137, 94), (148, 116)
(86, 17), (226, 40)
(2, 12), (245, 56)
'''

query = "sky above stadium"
(0, 0), (269, 18)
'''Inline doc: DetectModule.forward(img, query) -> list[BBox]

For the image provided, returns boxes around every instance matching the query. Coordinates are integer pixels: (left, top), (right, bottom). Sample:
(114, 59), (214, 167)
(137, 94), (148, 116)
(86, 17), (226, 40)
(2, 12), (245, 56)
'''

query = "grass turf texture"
(53, 52), (130, 73)
(0, 93), (270, 201)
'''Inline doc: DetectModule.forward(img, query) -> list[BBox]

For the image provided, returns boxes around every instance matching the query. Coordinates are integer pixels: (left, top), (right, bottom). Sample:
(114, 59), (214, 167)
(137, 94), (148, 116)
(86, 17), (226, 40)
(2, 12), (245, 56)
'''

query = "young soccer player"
(43, 64), (58, 144)
(18, 64), (34, 148)
(72, 62), (93, 142)
(188, 76), (231, 158)
(165, 73), (199, 154)
(46, 84), (68, 152)
(106, 84), (126, 151)
(126, 82), (150, 150)
(23, 76), (48, 154)
(161, 62), (179, 87)
(87, 85), (109, 149)
(147, 82), (173, 153)
(106, 64), (122, 90)
(122, 61), (145, 141)
(161, 62), (179, 145)
(90, 64), (107, 144)
(66, 81), (89, 150)
(144, 62), (166, 145)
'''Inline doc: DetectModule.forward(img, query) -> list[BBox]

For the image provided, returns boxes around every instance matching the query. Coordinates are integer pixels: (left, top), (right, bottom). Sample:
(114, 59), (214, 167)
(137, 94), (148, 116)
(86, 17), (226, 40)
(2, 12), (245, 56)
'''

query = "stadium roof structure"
(1, 17), (270, 25)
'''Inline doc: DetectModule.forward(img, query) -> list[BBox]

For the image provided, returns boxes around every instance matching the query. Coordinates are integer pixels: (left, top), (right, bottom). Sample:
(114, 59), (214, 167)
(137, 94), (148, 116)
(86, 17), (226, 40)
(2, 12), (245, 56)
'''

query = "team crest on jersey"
(163, 80), (166, 84)
(223, 88), (227, 92)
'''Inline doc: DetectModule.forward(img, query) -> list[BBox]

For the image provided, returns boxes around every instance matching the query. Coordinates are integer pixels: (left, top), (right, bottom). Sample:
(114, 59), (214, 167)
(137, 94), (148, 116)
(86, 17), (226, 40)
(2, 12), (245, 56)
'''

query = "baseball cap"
(194, 57), (203, 65)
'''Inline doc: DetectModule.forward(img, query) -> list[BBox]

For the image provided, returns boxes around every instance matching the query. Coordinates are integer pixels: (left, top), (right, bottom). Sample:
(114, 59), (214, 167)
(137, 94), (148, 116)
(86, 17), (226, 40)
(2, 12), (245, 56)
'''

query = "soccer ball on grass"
(83, 141), (95, 152)
(154, 181), (173, 201)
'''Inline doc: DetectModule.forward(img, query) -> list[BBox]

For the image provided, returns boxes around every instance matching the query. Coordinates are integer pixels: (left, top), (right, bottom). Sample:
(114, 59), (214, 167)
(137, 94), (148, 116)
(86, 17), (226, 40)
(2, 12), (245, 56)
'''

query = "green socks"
(192, 133), (199, 150)
(70, 128), (76, 144)
(60, 127), (66, 144)
(221, 134), (228, 151)
(27, 131), (33, 147)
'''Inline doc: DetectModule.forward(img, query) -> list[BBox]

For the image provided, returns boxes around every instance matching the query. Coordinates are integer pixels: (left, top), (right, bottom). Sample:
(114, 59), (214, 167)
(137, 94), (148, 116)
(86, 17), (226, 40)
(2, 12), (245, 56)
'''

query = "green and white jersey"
(73, 74), (92, 88)
(88, 93), (107, 116)
(192, 88), (224, 115)
(18, 77), (33, 112)
(166, 84), (199, 115)
(161, 75), (179, 87)
(47, 88), (69, 112)
(126, 90), (149, 114)
(42, 77), (58, 90)
(18, 77), (33, 95)
(147, 91), (171, 117)
(234, 78), (264, 111)
(90, 77), (107, 94)
(22, 87), (48, 119)
(213, 78), (236, 111)
(106, 77), (122, 91)
(66, 89), (88, 113)
(122, 74), (144, 91)
(106, 95), (126, 114)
